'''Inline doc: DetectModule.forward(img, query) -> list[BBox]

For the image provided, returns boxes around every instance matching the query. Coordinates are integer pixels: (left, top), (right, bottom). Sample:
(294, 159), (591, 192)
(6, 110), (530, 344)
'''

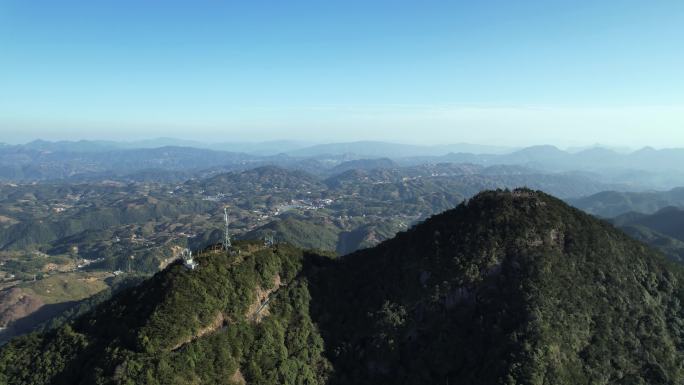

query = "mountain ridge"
(2, 189), (684, 384)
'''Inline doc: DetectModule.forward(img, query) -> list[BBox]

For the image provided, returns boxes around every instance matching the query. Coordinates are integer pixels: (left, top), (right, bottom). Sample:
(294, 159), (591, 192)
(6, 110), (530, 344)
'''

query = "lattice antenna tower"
(224, 207), (232, 250)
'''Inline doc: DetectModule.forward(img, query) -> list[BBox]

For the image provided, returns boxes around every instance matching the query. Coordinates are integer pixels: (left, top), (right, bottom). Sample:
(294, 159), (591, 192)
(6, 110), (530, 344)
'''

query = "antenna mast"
(224, 207), (232, 250)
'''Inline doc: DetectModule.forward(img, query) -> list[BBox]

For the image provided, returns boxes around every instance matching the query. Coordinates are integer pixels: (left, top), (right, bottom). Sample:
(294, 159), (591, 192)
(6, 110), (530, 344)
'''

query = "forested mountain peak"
(310, 188), (684, 384)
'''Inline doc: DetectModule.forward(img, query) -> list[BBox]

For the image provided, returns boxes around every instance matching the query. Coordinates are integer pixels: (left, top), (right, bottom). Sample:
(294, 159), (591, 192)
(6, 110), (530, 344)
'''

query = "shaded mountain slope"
(308, 189), (684, 384)
(618, 225), (684, 265)
(569, 187), (684, 217)
(609, 207), (684, 263)
(613, 206), (684, 242)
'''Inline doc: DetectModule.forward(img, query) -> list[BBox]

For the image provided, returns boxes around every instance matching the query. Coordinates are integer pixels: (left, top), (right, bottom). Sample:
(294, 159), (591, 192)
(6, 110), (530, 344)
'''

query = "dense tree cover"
(3, 189), (684, 384)
(620, 225), (684, 264)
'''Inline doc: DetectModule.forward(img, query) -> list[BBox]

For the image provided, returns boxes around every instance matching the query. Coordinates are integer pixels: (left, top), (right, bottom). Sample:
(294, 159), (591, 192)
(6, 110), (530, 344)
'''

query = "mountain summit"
(2, 189), (683, 385)
(311, 189), (684, 384)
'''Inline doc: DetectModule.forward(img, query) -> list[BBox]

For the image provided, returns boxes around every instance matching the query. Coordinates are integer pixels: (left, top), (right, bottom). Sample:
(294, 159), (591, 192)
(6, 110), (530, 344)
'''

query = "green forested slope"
(0, 242), (331, 385)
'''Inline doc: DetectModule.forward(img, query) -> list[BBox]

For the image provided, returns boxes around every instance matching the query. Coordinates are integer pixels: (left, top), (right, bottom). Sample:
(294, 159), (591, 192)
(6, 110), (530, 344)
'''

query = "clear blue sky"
(1, 0), (682, 147)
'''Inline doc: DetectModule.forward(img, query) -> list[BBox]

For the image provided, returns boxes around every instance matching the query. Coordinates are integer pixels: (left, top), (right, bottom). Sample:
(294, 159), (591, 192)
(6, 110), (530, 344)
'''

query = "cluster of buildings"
(274, 198), (334, 215)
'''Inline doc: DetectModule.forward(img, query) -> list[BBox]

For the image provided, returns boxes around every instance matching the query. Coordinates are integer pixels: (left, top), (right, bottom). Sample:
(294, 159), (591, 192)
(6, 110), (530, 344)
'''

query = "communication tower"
(224, 207), (232, 250)
(181, 248), (197, 270)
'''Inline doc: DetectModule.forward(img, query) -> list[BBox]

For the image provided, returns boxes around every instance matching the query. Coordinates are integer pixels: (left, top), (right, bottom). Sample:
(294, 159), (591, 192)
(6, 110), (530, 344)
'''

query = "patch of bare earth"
(0, 215), (18, 225)
(0, 288), (44, 327)
(245, 274), (282, 323)
(230, 368), (247, 385)
(169, 274), (285, 352)
(42, 262), (76, 273)
(170, 312), (226, 351)
(159, 245), (185, 270)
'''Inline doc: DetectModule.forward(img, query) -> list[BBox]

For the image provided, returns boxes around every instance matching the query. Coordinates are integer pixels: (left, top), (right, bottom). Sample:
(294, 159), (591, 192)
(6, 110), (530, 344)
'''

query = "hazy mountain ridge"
(286, 141), (513, 158)
(569, 187), (684, 217)
(16, 139), (312, 155)
(3, 139), (684, 195)
(0, 145), (255, 181)
(612, 206), (684, 240)
(4, 140), (684, 190)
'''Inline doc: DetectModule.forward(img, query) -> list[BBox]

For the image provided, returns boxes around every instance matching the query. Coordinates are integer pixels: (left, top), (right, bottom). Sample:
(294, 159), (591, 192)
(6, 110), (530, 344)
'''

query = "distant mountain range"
(15, 138), (313, 155)
(11, 139), (512, 157)
(0, 145), (257, 181)
(404, 145), (684, 173)
(286, 141), (513, 157)
(3, 139), (684, 190)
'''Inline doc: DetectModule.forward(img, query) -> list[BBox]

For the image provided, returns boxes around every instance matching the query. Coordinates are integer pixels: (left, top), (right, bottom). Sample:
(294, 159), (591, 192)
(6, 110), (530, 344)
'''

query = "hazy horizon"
(0, 136), (667, 154)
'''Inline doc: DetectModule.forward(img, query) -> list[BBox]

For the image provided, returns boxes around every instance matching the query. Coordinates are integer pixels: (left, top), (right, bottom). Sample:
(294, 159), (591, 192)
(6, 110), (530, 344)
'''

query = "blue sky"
(1, 0), (683, 146)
